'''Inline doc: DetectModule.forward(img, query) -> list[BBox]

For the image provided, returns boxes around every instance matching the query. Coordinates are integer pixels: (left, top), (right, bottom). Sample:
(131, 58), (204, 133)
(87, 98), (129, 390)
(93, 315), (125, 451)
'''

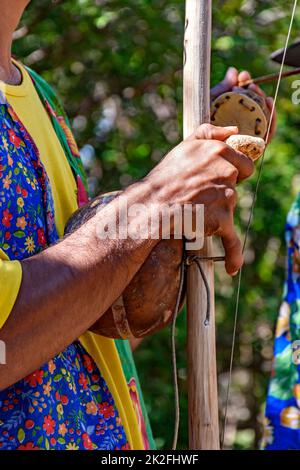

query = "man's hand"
(146, 123), (254, 275)
(210, 67), (241, 100)
(211, 67), (277, 143)
(0, 124), (253, 389)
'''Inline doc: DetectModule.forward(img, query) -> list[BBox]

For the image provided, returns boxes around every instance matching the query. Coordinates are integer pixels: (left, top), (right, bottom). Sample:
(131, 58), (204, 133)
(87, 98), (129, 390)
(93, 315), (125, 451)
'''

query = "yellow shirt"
(0, 61), (144, 450)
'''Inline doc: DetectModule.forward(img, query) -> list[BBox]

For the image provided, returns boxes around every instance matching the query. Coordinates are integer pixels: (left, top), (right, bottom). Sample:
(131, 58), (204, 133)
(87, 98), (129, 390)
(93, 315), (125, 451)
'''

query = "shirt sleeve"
(0, 249), (22, 329)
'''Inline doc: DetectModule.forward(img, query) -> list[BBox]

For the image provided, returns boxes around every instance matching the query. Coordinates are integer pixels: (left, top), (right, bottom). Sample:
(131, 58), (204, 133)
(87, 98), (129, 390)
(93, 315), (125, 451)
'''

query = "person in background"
(262, 41), (300, 451)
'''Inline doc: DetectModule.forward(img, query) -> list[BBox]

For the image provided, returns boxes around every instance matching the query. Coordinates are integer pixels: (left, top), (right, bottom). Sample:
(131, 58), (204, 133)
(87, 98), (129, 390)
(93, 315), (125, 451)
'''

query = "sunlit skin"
(0, 2), (275, 387)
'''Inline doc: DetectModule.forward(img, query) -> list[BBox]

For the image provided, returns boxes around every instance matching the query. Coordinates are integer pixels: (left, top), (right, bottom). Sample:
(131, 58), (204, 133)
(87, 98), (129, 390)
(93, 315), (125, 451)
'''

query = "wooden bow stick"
(184, 0), (220, 450)
(183, 0), (265, 451)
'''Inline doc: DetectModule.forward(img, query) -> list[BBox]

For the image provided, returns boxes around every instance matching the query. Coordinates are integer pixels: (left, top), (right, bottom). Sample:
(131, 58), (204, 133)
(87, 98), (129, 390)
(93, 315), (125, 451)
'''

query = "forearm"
(0, 121), (255, 389)
(0, 180), (159, 390)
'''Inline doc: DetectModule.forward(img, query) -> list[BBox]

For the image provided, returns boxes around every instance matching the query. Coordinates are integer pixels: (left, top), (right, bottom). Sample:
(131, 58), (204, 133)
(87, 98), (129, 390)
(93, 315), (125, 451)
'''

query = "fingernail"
(231, 270), (239, 277)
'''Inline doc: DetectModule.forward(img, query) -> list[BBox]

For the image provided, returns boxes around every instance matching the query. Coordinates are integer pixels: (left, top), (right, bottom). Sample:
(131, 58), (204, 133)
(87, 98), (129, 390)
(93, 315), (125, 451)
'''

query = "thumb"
(191, 123), (239, 142)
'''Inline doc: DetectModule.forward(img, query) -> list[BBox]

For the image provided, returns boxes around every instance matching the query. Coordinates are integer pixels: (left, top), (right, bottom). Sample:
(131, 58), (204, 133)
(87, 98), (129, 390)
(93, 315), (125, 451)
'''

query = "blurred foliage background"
(14, 0), (300, 449)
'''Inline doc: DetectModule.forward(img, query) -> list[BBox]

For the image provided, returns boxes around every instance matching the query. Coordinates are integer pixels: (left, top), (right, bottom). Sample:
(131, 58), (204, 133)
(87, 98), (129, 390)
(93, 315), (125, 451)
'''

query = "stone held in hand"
(226, 134), (266, 161)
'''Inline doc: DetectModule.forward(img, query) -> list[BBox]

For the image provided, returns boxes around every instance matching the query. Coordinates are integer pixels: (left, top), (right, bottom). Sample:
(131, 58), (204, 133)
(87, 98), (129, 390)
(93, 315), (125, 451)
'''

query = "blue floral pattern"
(262, 192), (300, 449)
(0, 90), (129, 450)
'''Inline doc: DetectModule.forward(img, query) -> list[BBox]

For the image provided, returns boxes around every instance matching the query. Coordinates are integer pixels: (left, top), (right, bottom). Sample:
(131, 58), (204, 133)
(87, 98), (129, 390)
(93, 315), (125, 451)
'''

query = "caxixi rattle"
(64, 192), (185, 339)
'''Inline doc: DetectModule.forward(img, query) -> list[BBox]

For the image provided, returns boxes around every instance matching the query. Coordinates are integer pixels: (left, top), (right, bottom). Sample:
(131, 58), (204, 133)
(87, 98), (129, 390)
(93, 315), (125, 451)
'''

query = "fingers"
(210, 67), (238, 100)
(190, 123), (239, 141)
(188, 124), (254, 181)
(218, 143), (254, 181)
(244, 80), (277, 142)
(206, 204), (243, 276)
(224, 67), (239, 88)
(266, 97), (277, 143)
(221, 224), (243, 275)
(238, 70), (251, 84)
(238, 70), (266, 99)
(245, 81), (277, 143)
(217, 207), (243, 275)
(248, 83), (266, 98)
(266, 96), (274, 113)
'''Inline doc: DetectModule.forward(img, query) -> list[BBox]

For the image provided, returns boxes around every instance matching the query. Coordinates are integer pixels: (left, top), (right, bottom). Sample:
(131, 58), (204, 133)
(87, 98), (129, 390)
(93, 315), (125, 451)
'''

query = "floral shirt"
(0, 90), (129, 450)
(263, 193), (300, 449)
